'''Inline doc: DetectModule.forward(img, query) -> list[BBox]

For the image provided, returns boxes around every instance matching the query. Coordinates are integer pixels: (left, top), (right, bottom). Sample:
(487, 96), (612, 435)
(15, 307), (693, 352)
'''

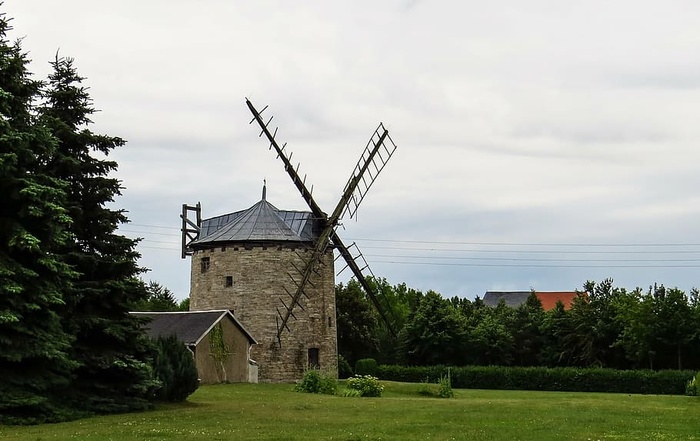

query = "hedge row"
(376, 364), (695, 395)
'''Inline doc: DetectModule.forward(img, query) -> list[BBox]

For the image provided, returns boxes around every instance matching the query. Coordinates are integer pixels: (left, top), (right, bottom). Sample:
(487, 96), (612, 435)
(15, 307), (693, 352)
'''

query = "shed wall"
(194, 316), (252, 384)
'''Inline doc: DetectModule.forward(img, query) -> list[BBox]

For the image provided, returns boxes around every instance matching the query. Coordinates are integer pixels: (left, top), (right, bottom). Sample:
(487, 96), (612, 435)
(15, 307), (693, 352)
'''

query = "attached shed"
(132, 310), (258, 384)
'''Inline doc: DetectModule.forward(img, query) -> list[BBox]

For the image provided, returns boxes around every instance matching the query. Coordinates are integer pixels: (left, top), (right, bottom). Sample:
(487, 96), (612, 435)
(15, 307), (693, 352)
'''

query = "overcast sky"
(6, 0), (700, 300)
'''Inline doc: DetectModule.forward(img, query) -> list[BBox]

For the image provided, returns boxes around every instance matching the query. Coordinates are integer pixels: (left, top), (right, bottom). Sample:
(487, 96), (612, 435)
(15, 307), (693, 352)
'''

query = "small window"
(308, 348), (320, 369)
(225, 276), (233, 287)
(328, 316), (332, 328)
(200, 257), (210, 273)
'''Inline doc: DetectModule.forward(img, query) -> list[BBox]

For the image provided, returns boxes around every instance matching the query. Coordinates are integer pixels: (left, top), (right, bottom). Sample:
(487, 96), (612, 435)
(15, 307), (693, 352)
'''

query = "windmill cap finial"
(262, 179), (267, 200)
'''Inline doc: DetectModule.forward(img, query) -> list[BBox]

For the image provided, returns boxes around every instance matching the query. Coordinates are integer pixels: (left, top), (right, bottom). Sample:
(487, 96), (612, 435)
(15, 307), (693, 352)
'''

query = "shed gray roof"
(483, 291), (532, 308)
(191, 198), (319, 248)
(131, 310), (257, 345)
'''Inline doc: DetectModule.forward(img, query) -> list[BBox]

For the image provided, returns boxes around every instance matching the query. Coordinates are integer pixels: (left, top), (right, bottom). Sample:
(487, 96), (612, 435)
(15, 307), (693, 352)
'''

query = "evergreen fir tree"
(151, 335), (199, 402)
(134, 281), (180, 311)
(40, 54), (157, 414)
(0, 13), (78, 424)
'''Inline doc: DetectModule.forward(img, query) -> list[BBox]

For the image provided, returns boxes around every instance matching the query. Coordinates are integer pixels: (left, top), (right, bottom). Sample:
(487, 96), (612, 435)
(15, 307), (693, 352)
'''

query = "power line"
(134, 246), (700, 268)
(124, 223), (700, 268)
(350, 238), (700, 247)
(138, 245), (180, 251)
(364, 254), (700, 263)
(129, 235), (700, 255)
(358, 245), (700, 255)
(122, 237), (178, 245)
(121, 229), (180, 237)
(369, 259), (700, 269)
(126, 223), (700, 247)
(124, 225), (700, 250)
(129, 223), (180, 230)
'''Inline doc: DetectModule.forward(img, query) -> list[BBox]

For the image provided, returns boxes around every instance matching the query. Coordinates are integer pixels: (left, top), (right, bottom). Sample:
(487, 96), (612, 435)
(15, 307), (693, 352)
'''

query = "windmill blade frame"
(246, 98), (398, 340)
(342, 123), (397, 220)
(331, 233), (399, 337)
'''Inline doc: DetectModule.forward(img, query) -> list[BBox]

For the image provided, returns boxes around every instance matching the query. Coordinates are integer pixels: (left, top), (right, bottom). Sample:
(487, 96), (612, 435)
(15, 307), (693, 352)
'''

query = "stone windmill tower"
(180, 99), (398, 382)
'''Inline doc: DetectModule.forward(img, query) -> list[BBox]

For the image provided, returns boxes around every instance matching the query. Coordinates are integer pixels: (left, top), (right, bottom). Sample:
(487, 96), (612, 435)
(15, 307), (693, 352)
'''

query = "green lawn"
(2, 382), (699, 440)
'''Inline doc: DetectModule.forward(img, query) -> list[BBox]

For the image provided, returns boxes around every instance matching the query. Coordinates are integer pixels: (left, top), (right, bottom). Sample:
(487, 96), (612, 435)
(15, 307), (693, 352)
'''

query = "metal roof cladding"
(191, 185), (320, 247)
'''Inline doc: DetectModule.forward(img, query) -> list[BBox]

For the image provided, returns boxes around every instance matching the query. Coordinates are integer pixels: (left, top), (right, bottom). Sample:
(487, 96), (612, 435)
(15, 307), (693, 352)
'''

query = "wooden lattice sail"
(246, 99), (400, 342)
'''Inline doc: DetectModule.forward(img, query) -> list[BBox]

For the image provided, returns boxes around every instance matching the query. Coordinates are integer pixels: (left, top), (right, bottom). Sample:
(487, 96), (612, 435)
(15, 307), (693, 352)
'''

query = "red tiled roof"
(534, 291), (580, 310)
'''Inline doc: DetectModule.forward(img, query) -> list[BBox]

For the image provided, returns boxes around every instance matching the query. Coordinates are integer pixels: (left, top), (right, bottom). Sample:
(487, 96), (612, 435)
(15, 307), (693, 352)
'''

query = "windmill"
(245, 99), (399, 344)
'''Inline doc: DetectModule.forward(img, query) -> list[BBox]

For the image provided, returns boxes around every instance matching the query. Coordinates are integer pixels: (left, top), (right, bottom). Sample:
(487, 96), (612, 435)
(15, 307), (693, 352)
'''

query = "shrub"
(355, 358), (378, 376)
(294, 369), (337, 395)
(418, 378), (435, 396)
(319, 373), (338, 395)
(438, 370), (453, 398)
(338, 354), (353, 379)
(340, 388), (363, 397)
(295, 369), (322, 393)
(376, 365), (694, 395)
(685, 373), (698, 396)
(346, 375), (384, 397)
(151, 335), (199, 402)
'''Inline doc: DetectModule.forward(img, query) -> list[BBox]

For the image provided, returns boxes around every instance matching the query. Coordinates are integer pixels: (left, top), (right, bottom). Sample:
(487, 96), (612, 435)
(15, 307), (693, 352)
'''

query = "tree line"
(337, 278), (700, 372)
(135, 281), (190, 312)
(0, 10), (186, 423)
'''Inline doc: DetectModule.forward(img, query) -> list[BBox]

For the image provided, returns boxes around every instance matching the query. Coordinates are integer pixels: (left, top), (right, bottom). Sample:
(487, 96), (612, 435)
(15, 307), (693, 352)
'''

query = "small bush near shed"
(152, 335), (199, 402)
(294, 369), (337, 395)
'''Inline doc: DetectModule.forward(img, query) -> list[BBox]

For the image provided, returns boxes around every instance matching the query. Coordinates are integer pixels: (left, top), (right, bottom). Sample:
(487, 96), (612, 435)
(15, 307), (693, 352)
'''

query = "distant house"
(132, 310), (258, 384)
(534, 292), (580, 310)
(483, 291), (581, 311)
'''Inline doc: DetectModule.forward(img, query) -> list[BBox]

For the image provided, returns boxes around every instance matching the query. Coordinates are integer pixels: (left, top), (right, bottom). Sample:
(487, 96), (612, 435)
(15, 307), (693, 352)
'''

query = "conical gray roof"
(191, 197), (319, 248)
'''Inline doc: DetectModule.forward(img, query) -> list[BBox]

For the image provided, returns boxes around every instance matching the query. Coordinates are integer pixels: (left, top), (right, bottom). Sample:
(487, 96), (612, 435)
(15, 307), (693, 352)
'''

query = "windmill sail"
(342, 123), (397, 220)
(246, 98), (398, 341)
(332, 235), (399, 336)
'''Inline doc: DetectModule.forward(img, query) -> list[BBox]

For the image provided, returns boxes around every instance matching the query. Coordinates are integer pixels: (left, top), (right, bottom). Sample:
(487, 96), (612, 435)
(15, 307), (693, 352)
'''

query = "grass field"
(1, 381), (699, 440)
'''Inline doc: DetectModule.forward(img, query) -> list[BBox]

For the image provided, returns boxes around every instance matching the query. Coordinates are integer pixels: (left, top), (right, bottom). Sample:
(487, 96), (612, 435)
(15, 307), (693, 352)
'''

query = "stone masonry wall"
(190, 244), (338, 382)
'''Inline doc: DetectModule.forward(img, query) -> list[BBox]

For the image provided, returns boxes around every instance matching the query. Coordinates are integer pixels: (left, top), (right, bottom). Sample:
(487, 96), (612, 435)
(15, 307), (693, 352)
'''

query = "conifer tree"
(40, 54), (156, 413)
(151, 335), (199, 402)
(0, 13), (77, 424)
(134, 281), (180, 311)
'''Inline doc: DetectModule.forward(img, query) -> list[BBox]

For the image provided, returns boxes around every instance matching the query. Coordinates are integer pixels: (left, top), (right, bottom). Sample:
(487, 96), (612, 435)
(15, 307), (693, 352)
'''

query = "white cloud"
(6, 0), (700, 299)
